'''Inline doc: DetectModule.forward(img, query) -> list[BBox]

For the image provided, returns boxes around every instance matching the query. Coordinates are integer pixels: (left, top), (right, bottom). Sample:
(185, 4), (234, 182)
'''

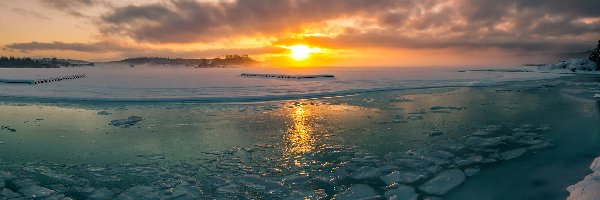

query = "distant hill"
(114, 55), (258, 67)
(0, 56), (94, 68)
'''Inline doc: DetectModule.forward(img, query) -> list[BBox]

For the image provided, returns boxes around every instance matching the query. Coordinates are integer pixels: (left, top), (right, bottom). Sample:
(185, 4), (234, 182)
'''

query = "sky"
(0, 0), (599, 67)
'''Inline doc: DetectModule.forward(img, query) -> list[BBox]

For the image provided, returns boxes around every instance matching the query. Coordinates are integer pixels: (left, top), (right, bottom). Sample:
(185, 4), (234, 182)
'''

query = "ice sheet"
(0, 66), (564, 102)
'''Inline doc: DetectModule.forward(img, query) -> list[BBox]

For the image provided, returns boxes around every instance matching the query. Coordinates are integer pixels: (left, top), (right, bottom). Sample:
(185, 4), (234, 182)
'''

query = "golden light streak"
(287, 104), (313, 154)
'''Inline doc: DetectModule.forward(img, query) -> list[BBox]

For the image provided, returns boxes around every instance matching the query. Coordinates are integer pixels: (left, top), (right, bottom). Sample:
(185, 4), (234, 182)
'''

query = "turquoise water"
(0, 73), (599, 199)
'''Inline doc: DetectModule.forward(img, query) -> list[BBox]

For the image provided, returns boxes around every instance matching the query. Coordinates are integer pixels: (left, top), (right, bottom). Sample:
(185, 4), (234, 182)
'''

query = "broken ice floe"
(0, 123), (555, 199)
(418, 169), (465, 195)
(334, 184), (380, 200)
(464, 167), (480, 177)
(384, 184), (418, 200)
(380, 170), (428, 185)
(109, 116), (143, 127)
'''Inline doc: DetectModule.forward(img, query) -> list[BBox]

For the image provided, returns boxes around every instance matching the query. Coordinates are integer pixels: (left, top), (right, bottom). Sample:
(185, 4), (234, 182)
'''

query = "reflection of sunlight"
(288, 105), (313, 154)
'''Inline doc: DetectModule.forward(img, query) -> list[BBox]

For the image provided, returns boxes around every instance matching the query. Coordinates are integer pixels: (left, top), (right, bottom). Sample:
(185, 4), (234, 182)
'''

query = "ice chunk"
(109, 116), (143, 127)
(420, 155), (452, 166)
(238, 175), (285, 195)
(590, 157), (600, 171)
(426, 165), (443, 175)
(466, 136), (508, 147)
(350, 165), (395, 180)
(89, 187), (114, 199)
(527, 140), (554, 150)
(427, 150), (455, 160)
(282, 173), (310, 185)
(454, 155), (483, 167)
(97, 111), (112, 115)
(500, 148), (526, 160)
(117, 186), (159, 199)
(384, 184), (418, 200)
(418, 169), (465, 195)
(2, 188), (22, 198)
(393, 158), (433, 169)
(334, 184), (380, 200)
(170, 184), (200, 199)
(515, 137), (544, 145)
(45, 194), (68, 200)
(436, 142), (466, 151)
(464, 167), (480, 177)
(19, 185), (55, 198)
(380, 170), (428, 185)
(429, 130), (444, 137)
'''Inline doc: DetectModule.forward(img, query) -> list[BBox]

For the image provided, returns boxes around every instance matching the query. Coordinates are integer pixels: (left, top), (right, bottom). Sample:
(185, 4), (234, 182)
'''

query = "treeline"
(0, 56), (64, 68)
(120, 54), (257, 67)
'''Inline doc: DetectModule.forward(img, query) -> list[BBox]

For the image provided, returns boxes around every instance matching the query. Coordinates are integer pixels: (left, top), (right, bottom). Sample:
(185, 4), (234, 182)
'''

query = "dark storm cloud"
(97, 0), (600, 53)
(100, 0), (397, 43)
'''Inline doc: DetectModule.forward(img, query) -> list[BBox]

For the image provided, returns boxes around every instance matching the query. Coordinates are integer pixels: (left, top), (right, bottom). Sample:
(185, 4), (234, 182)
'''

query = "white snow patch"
(537, 59), (598, 72)
(567, 157), (600, 200)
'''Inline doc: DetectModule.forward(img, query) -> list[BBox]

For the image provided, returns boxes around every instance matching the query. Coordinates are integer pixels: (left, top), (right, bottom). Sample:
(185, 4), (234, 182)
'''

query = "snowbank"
(567, 157), (600, 200)
(537, 59), (598, 72)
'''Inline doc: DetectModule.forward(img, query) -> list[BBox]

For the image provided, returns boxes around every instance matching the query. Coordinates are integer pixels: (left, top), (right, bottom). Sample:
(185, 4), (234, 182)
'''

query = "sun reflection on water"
(287, 104), (313, 155)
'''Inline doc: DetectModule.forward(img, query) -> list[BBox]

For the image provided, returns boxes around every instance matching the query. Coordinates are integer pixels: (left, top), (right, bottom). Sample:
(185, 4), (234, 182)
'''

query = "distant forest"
(119, 54), (257, 67)
(0, 56), (63, 68)
(0, 56), (93, 68)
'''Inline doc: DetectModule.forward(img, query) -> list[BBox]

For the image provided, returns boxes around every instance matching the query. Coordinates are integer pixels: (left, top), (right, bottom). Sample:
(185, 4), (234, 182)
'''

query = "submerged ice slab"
(334, 184), (380, 200)
(384, 185), (418, 200)
(418, 169), (466, 195)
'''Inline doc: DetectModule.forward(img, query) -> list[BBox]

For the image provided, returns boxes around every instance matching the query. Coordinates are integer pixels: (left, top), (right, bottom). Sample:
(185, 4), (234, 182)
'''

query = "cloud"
(37, 0), (110, 17)
(6, 0), (599, 62)
(10, 7), (51, 20)
(99, 0), (397, 43)
(5, 41), (114, 53)
(97, 0), (600, 54)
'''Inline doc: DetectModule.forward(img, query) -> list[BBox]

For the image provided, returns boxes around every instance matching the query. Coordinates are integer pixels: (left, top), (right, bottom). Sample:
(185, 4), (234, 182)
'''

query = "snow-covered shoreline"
(537, 59), (598, 73)
(567, 157), (600, 200)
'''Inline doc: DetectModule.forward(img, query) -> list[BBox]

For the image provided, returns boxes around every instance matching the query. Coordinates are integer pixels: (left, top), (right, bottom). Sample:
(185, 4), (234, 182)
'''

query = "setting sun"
(286, 45), (319, 60)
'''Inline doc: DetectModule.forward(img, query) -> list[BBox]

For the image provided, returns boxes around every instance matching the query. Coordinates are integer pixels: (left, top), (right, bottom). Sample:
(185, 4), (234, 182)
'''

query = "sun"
(286, 45), (319, 61)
